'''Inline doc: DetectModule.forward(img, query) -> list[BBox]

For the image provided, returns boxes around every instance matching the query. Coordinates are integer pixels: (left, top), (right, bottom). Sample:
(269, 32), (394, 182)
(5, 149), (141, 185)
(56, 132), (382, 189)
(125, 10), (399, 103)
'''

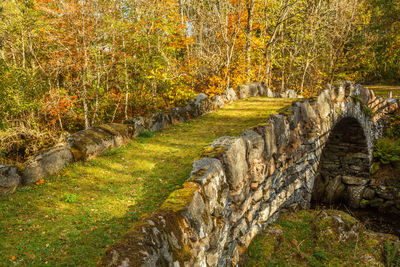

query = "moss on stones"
(161, 182), (200, 213)
(200, 145), (224, 158)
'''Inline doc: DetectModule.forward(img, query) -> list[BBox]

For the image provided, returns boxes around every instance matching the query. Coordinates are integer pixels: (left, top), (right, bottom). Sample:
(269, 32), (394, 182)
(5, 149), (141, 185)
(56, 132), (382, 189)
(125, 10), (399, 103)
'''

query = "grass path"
(0, 97), (294, 266)
(364, 84), (400, 98)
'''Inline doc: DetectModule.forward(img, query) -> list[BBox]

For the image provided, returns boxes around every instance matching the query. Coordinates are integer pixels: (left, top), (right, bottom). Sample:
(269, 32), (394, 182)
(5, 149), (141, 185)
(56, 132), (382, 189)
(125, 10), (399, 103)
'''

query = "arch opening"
(312, 117), (371, 208)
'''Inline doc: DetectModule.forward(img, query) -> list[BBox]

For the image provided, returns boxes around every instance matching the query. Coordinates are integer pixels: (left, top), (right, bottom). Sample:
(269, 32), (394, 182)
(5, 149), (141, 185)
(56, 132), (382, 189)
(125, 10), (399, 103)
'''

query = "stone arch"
(312, 116), (372, 208)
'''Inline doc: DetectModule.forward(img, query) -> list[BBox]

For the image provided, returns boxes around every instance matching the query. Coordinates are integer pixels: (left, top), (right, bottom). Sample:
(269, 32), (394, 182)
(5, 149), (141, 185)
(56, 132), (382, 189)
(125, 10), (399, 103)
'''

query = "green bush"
(386, 111), (400, 139)
(374, 138), (400, 164)
(63, 194), (78, 203)
(384, 241), (400, 267)
(139, 130), (154, 138)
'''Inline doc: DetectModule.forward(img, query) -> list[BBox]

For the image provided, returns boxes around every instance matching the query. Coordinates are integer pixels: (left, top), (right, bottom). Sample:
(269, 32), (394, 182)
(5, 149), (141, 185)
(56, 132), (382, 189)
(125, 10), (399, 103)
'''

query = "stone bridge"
(100, 81), (399, 267)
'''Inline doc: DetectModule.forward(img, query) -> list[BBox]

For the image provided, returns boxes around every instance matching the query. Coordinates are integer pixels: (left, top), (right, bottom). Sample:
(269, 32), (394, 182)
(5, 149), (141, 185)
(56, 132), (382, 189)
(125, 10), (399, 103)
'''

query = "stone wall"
(0, 83), (296, 197)
(99, 81), (399, 267)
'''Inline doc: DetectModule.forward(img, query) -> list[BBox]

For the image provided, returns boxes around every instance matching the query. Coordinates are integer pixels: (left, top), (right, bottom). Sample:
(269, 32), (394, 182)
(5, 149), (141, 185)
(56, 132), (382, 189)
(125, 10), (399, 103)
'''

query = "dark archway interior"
(312, 117), (370, 208)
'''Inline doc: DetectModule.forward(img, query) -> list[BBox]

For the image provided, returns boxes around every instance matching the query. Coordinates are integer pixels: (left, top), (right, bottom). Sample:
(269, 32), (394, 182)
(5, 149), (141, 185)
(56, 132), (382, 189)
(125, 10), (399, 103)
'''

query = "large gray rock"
(271, 115), (290, 150)
(68, 124), (131, 161)
(0, 165), (21, 196)
(211, 95), (225, 110)
(222, 88), (238, 103)
(317, 91), (331, 119)
(266, 88), (275, 98)
(204, 137), (248, 191)
(23, 144), (74, 185)
(190, 158), (227, 215)
(283, 89), (298, 98)
(346, 185), (365, 208)
(123, 116), (146, 136)
(191, 93), (213, 116)
(147, 113), (171, 132)
(238, 83), (259, 99)
(300, 101), (317, 121)
(240, 130), (264, 163)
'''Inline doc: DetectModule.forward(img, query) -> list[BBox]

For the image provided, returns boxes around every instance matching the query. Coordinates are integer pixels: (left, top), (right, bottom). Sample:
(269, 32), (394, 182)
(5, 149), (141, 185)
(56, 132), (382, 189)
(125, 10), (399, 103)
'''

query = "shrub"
(386, 111), (400, 139)
(384, 241), (400, 267)
(139, 130), (154, 138)
(374, 138), (400, 164)
(63, 194), (78, 203)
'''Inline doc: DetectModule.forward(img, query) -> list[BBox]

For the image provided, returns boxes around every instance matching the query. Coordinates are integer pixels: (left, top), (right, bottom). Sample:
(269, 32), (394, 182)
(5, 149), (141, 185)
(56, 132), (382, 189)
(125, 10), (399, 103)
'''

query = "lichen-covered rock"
(0, 165), (21, 196)
(67, 127), (121, 161)
(22, 144), (73, 185)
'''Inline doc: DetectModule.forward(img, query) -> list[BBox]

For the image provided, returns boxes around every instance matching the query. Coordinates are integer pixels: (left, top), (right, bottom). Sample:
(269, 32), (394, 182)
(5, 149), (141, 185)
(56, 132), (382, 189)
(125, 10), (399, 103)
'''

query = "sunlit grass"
(364, 84), (400, 98)
(0, 97), (294, 266)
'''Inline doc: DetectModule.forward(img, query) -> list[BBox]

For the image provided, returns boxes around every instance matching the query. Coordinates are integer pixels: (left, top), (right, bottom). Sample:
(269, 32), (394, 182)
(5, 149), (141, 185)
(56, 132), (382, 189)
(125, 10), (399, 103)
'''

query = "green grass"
(0, 97), (294, 266)
(364, 84), (400, 98)
(241, 209), (398, 266)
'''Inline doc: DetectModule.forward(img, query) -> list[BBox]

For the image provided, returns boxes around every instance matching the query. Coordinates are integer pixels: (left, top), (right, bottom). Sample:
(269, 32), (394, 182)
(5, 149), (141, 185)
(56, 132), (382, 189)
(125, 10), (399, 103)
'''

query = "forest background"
(0, 0), (399, 164)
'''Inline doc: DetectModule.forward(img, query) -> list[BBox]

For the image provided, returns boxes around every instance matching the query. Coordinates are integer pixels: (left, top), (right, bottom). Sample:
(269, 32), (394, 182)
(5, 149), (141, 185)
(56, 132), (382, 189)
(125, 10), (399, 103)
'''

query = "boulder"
(211, 95), (225, 110)
(266, 88), (275, 98)
(190, 158), (228, 215)
(23, 144), (74, 185)
(123, 116), (146, 136)
(147, 112), (171, 132)
(67, 127), (118, 161)
(317, 90), (331, 119)
(300, 101), (317, 121)
(342, 175), (368, 186)
(271, 115), (290, 150)
(346, 185), (366, 208)
(0, 165), (21, 196)
(203, 137), (248, 191)
(222, 88), (238, 103)
(238, 83), (259, 99)
(285, 89), (298, 98)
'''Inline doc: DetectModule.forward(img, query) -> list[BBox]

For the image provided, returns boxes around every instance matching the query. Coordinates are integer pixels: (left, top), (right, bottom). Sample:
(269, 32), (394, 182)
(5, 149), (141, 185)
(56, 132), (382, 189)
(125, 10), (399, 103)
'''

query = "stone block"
(23, 144), (74, 185)
(147, 112), (171, 132)
(123, 116), (146, 136)
(0, 165), (21, 196)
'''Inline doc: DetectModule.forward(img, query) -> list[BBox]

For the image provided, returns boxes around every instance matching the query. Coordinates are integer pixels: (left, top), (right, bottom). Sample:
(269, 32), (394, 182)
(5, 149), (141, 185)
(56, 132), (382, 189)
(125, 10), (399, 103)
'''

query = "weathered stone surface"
(300, 101), (317, 121)
(0, 165), (21, 196)
(342, 175), (368, 185)
(266, 88), (275, 98)
(271, 115), (290, 150)
(211, 95), (225, 110)
(205, 137), (248, 191)
(190, 158), (227, 215)
(240, 130), (264, 163)
(23, 145), (73, 185)
(147, 112), (171, 132)
(222, 87), (238, 103)
(317, 91), (331, 118)
(123, 116), (146, 136)
(238, 83), (259, 99)
(67, 127), (118, 161)
(346, 185), (365, 208)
